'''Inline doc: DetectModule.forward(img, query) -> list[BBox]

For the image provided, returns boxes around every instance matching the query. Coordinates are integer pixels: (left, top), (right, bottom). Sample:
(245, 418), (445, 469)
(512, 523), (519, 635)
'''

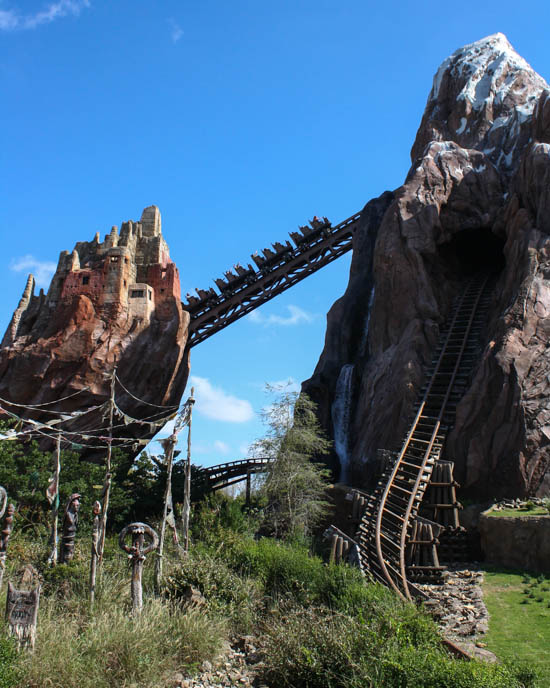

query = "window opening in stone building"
(82, 275), (90, 285)
(131, 290), (144, 298)
(148, 291), (152, 300)
(160, 288), (165, 293)
(123, 280), (127, 287)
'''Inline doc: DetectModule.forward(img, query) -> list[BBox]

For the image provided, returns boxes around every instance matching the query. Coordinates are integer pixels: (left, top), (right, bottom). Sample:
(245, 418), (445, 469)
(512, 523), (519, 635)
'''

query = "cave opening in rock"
(439, 227), (505, 277)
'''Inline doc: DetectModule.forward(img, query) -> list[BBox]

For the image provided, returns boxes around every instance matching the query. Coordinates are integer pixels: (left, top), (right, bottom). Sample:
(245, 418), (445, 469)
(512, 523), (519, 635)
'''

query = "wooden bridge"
(183, 211), (366, 347)
(192, 457), (273, 502)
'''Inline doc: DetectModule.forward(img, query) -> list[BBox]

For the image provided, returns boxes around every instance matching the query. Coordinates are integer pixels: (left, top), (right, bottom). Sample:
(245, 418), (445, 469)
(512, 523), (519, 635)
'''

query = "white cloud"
(10, 255), (57, 288)
(248, 304), (314, 327)
(214, 440), (230, 455)
(168, 18), (183, 43)
(190, 376), (254, 423)
(0, 0), (90, 31)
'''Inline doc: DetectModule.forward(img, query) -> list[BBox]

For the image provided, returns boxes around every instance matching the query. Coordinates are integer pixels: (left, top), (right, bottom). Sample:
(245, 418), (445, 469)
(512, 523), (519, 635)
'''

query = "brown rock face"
(304, 34), (550, 499)
(0, 206), (190, 455)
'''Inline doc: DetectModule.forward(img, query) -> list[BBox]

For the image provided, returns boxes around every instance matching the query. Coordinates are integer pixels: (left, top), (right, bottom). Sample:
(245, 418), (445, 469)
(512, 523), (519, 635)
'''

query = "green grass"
(486, 507), (549, 518)
(483, 568), (550, 685)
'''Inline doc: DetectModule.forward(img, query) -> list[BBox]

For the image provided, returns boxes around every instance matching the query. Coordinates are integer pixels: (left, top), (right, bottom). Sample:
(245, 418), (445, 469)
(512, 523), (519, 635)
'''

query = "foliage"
(0, 430), (156, 532)
(251, 387), (331, 537)
(190, 491), (262, 545)
(261, 605), (537, 688)
(165, 548), (262, 633)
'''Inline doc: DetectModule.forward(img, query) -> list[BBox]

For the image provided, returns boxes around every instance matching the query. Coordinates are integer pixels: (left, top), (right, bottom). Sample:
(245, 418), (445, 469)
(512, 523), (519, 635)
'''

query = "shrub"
(260, 606), (538, 688)
(165, 549), (261, 632)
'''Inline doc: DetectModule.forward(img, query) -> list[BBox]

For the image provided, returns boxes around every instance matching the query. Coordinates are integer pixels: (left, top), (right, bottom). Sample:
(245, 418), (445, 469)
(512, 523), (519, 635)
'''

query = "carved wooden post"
(0, 487), (7, 520)
(119, 522), (158, 613)
(59, 493), (80, 564)
(0, 502), (15, 591)
(89, 501), (102, 604)
(47, 434), (61, 566)
(98, 367), (116, 564)
(182, 388), (195, 553)
(154, 440), (176, 591)
(5, 583), (40, 650)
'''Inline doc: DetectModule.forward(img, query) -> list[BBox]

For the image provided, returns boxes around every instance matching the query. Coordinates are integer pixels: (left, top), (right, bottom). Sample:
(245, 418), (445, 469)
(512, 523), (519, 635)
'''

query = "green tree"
(252, 387), (331, 538)
(0, 422), (147, 532)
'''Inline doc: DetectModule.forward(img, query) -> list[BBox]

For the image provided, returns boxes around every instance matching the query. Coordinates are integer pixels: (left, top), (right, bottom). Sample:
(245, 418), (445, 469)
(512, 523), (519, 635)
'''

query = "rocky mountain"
(0, 206), (189, 454)
(303, 33), (550, 499)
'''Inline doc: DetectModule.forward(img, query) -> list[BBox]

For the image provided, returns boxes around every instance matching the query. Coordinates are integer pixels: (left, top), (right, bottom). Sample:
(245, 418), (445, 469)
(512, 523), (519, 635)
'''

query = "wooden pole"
(98, 367), (116, 564)
(0, 503), (15, 592)
(245, 469), (251, 509)
(154, 440), (176, 590)
(182, 387), (195, 554)
(89, 501), (102, 605)
(47, 435), (61, 566)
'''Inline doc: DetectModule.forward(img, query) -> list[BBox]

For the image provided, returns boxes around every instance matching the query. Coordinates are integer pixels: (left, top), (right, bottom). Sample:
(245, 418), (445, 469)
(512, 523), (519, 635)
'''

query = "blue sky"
(2, 0), (550, 467)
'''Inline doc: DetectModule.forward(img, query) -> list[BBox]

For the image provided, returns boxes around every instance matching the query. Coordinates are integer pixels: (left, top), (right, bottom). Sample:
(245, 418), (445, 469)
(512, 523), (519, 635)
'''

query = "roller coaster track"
(183, 212), (363, 347)
(357, 273), (493, 601)
(193, 457), (273, 491)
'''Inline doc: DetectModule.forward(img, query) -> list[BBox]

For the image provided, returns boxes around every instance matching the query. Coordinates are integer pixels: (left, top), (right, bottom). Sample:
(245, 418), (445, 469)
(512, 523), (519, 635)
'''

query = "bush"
(260, 606), (538, 688)
(165, 549), (261, 632)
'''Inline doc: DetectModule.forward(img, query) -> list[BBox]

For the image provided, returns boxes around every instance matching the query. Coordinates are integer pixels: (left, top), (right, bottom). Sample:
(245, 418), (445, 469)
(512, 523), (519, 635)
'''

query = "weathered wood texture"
(0, 502), (15, 591)
(59, 493), (80, 564)
(5, 583), (40, 650)
(89, 501), (102, 604)
(119, 522), (158, 613)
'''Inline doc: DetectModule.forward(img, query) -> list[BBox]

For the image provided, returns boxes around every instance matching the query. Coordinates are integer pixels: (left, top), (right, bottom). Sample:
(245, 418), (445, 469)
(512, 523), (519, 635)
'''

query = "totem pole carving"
(59, 493), (80, 564)
(0, 502), (15, 591)
(6, 582), (40, 650)
(119, 522), (158, 613)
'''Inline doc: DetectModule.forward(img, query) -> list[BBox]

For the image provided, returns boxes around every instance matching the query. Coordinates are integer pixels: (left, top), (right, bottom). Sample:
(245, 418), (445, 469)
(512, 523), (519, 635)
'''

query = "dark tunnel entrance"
(438, 227), (506, 277)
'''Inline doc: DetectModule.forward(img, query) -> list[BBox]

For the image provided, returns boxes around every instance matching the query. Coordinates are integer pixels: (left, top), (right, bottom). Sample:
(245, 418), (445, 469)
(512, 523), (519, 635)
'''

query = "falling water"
(359, 286), (375, 357)
(331, 363), (354, 484)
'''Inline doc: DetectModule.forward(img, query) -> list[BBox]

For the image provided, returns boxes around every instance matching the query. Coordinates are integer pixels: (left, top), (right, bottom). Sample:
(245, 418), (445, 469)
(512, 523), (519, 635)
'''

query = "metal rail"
(357, 274), (492, 601)
(183, 212), (362, 347)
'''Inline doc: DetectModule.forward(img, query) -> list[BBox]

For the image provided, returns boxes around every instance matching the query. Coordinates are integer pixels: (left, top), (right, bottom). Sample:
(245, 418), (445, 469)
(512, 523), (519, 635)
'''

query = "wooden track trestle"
(357, 274), (491, 601)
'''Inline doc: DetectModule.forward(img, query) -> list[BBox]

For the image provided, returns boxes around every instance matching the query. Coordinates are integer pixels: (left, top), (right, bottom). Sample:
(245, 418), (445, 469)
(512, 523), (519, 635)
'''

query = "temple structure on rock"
(2, 206), (181, 348)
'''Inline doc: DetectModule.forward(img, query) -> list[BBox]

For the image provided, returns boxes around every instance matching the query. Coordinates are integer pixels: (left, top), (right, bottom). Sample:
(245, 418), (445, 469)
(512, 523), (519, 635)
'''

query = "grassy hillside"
(0, 496), (540, 688)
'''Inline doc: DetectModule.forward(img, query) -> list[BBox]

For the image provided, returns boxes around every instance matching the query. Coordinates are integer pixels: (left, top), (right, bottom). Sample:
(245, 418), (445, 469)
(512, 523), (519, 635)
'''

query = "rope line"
(115, 374), (178, 410)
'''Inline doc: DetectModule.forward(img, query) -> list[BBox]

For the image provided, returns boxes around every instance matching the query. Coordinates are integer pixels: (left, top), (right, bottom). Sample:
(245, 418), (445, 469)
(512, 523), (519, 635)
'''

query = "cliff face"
(0, 206), (190, 452)
(303, 34), (550, 499)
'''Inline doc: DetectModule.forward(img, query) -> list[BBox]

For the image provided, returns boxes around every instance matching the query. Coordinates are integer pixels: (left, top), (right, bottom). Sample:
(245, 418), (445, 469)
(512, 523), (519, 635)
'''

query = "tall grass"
(19, 592), (224, 688)
(0, 536), (226, 688)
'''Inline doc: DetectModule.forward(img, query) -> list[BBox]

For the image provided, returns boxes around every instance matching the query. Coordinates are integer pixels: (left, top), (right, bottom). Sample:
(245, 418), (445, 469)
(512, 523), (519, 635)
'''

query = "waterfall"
(331, 364), (354, 484)
(359, 286), (375, 357)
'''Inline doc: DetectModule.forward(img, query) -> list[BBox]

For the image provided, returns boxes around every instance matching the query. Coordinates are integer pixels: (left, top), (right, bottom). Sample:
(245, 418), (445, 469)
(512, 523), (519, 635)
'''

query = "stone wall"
(478, 511), (550, 573)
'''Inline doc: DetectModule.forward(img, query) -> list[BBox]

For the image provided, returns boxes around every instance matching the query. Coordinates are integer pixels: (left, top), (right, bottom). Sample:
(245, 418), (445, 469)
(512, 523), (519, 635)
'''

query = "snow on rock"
(412, 33), (549, 174)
